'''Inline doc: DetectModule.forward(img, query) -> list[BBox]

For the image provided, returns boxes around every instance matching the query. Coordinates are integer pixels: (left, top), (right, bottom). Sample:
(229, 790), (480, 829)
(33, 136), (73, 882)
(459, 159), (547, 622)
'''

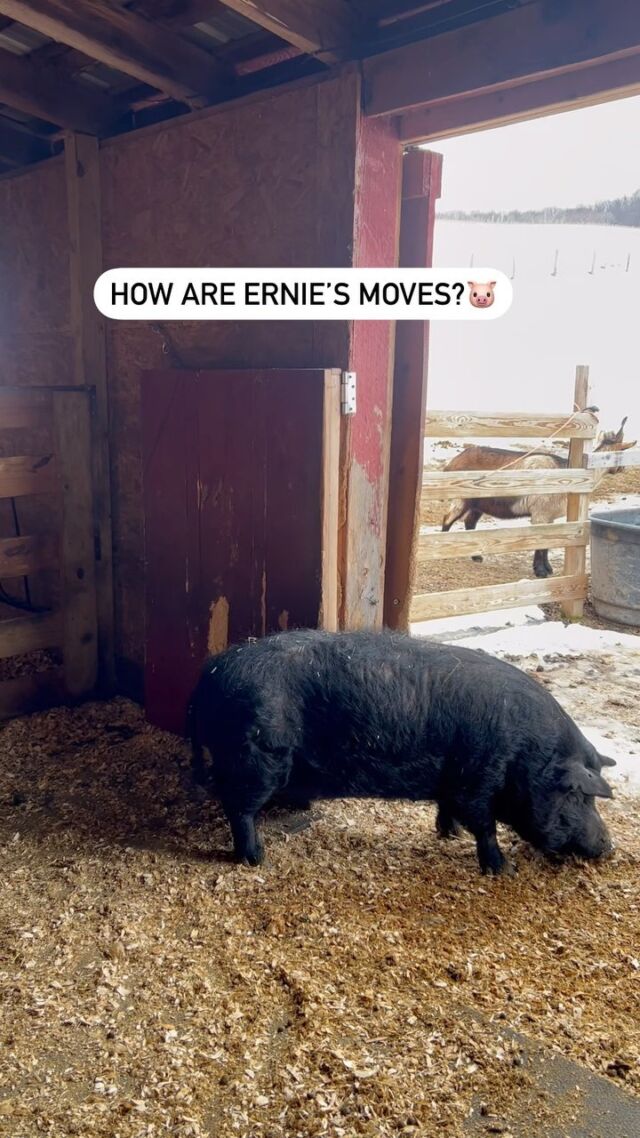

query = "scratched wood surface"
(142, 369), (337, 736)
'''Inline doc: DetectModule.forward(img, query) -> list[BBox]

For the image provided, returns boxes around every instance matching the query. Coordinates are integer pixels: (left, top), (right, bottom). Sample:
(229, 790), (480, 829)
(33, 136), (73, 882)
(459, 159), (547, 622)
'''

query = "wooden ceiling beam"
(0, 45), (126, 131)
(398, 51), (640, 141)
(364, 0), (640, 116)
(214, 0), (363, 61)
(0, 0), (232, 102)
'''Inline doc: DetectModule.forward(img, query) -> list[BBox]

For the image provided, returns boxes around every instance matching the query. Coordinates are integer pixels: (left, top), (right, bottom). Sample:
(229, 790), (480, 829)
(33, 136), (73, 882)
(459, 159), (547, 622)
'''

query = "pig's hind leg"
(219, 742), (289, 866)
(436, 803), (463, 839)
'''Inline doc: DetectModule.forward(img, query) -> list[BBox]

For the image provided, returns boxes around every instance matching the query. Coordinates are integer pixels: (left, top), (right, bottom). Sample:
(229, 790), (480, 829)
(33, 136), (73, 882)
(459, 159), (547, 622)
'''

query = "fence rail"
(417, 521), (589, 562)
(421, 467), (595, 500)
(411, 574), (588, 622)
(411, 368), (594, 624)
(424, 410), (598, 439)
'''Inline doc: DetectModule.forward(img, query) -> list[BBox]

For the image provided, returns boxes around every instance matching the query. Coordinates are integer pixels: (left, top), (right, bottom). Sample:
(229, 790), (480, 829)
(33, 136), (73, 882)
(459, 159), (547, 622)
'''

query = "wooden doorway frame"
(384, 148), (442, 629)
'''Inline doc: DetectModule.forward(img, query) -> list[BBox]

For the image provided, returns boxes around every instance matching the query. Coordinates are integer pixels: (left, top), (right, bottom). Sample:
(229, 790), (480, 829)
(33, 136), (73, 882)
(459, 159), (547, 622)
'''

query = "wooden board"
(0, 612), (61, 659)
(398, 53), (640, 143)
(320, 369), (341, 631)
(410, 574), (588, 623)
(0, 386), (52, 430)
(424, 410), (598, 439)
(588, 448), (640, 469)
(66, 132), (115, 691)
(342, 108), (403, 629)
(421, 468), (595, 500)
(563, 367), (590, 620)
(0, 454), (58, 498)
(364, 0), (640, 117)
(142, 368), (340, 736)
(0, 533), (58, 577)
(0, 668), (66, 720)
(53, 389), (99, 698)
(418, 521), (589, 562)
(384, 149), (442, 630)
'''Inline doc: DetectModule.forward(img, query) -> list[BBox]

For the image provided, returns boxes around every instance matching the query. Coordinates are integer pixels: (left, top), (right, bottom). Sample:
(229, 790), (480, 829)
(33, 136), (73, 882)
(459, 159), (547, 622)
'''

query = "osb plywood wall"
(0, 71), (371, 681)
(0, 156), (71, 386)
(101, 72), (363, 673)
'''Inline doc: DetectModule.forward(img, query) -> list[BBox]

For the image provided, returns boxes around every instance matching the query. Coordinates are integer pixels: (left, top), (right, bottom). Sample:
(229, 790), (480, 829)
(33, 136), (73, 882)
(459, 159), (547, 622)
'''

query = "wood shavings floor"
(0, 697), (638, 1137)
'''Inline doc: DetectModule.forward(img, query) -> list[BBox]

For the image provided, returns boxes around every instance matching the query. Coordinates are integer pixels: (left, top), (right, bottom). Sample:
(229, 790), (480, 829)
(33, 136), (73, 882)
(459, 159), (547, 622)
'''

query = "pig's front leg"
(474, 823), (507, 875)
(226, 808), (265, 866)
(452, 797), (511, 875)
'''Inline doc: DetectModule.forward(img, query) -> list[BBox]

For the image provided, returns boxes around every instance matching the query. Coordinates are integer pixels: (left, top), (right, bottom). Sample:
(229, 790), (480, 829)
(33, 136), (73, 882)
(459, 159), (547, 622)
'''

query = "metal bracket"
(341, 371), (356, 416)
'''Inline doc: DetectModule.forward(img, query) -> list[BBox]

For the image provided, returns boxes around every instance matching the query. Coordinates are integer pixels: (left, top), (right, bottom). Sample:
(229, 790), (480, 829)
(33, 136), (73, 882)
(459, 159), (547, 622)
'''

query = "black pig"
(188, 630), (615, 874)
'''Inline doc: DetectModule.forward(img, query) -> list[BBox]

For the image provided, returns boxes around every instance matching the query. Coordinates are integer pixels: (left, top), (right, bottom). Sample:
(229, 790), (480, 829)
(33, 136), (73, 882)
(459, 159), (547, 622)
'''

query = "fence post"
(561, 365), (590, 620)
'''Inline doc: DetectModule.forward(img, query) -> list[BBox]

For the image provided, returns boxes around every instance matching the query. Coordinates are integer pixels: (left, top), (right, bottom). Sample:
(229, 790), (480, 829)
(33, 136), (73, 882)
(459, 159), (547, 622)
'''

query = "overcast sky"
(430, 93), (640, 213)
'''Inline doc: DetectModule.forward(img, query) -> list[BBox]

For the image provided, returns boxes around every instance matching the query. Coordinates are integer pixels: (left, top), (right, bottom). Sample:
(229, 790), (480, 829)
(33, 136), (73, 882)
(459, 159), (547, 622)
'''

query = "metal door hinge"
(341, 371), (356, 415)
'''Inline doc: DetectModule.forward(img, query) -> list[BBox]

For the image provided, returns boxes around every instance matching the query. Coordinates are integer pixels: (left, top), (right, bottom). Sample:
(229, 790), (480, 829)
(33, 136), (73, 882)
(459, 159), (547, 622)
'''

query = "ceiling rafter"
(214, 0), (364, 62)
(0, 0), (232, 103)
(0, 43), (126, 131)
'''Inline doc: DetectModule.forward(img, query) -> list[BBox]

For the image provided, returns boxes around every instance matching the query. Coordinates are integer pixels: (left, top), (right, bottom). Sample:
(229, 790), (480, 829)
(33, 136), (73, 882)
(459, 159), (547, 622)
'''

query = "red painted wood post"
(384, 148), (442, 629)
(340, 112), (403, 629)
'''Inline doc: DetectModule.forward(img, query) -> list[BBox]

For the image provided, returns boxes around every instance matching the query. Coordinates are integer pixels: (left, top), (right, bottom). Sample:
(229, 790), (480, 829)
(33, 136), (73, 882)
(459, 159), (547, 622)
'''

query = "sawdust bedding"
(0, 690), (638, 1138)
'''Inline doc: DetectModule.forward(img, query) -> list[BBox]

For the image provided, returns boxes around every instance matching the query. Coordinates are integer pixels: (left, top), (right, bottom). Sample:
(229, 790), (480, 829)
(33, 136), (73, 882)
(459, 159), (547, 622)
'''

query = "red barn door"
(141, 368), (340, 735)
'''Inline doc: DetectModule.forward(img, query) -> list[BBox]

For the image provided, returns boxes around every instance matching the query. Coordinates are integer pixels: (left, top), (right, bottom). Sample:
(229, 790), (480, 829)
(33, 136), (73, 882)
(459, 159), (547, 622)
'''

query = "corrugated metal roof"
(0, 22), (50, 54)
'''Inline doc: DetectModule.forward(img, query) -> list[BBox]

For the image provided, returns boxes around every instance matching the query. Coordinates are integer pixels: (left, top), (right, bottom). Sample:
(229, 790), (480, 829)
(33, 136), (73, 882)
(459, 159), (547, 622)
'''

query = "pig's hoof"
(482, 858), (516, 877)
(479, 843), (513, 876)
(534, 566), (551, 579)
(238, 843), (265, 867)
(471, 555), (483, 563)
(437, 821), (462, 840)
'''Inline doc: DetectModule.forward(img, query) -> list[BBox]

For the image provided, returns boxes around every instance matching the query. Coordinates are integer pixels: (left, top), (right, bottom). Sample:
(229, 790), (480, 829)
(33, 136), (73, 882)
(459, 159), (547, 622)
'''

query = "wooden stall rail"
(0, 386), (98, 719)
(411, 396), (598, 624)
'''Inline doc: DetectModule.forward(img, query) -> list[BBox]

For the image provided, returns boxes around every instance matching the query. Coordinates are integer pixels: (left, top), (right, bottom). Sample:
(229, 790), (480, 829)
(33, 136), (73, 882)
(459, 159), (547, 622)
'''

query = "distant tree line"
(438, 189), (640, 227)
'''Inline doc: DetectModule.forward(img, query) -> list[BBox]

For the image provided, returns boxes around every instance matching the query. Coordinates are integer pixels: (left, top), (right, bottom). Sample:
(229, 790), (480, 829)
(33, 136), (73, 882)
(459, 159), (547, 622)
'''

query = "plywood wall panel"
(102, 73), (360, 673)
(0, 159), (72, 385)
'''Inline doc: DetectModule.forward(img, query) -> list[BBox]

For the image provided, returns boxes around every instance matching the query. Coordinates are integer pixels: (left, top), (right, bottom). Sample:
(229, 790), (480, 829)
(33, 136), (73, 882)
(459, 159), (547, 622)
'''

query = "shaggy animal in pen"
(189, 629), (615, 876)
(441, 417), (636, 577)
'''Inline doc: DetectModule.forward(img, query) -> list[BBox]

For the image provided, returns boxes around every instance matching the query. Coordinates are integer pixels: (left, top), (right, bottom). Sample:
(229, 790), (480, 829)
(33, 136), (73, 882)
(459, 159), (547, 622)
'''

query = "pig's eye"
(473, 292), (477, 297)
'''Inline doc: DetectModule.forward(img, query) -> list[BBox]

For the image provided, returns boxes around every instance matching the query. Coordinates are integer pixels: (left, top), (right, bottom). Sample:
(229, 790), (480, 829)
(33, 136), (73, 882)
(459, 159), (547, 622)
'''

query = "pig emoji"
(468, 281), (496, 308)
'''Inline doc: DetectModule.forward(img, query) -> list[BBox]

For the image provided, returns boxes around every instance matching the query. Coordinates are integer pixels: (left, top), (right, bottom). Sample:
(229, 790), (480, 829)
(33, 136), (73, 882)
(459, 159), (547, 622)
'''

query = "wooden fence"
(411, 368), (598, 623)
(0, 386), (97, 719)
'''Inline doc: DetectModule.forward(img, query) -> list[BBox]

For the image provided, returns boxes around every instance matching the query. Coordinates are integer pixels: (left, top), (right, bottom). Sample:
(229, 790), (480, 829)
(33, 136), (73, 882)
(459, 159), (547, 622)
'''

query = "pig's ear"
(564, 762), (613, 798)
(489, 281), (497, 288)
(468, 281), (475, 289)
(597, 753), (617, 768)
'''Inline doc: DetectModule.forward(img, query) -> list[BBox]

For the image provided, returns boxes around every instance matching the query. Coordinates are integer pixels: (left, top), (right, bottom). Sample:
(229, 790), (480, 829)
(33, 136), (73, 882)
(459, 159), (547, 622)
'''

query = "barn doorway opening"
(386, 93), (640, 633)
